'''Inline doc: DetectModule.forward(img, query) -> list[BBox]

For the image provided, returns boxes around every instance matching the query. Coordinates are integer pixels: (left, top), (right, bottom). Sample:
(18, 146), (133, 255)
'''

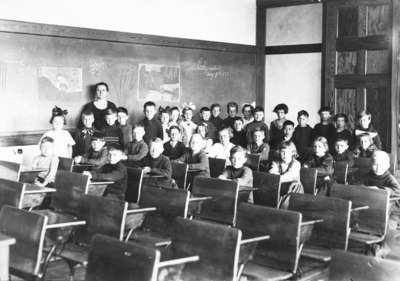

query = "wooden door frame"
(257, 0), (400, 169)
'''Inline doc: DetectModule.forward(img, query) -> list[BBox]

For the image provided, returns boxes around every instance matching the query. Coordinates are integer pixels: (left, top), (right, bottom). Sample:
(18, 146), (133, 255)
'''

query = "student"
(270, 103), (289, 149)
(74, 109), (98, 157)
(354, 133), (377, 158)
(102, 107), (124, 147)
(176, 133), (210, 179)
(41, 106), (75, 158)
(223, 101), (239, 129)
(159, 107), (171, 143)
(304, 137), (334, 194)
(230, 117), (247, 148)
(313, 106), (336, 152)
(198, 106), (217, 142)
(293, 110), (313, 163)
(84, 144), (127, 201)
(117, 107), (133, 148)
(24, 137), (59, 209)
(333, 138), (354, 167)
(269, 141), (304, 208)
(168, 106), (181, 127)
(141, 138), (173, 189)
(141, 101), (163, 144)
(124, 125), (149, 164)
(208, 128), (235, 165)
(163, 125), (186, 160)
(74, 132), (108, 167)
(180, 105), (197, 147)
(247, 128), (270, 166)
(333, 113), (352, 147)
(242, 103), (254, 128)
(210, 103), (224, 131)
(196, 123), (213, 152)
(246, 106), (269, 144)
(270, 120), (295, 159)
(363, 151), (400, 229)
(353, 110), (382, 150)
(81, 82), (117, 130)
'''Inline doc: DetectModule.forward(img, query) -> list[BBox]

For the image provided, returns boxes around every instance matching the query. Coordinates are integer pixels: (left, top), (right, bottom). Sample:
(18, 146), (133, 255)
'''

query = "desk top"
(0, 233), (15, 247)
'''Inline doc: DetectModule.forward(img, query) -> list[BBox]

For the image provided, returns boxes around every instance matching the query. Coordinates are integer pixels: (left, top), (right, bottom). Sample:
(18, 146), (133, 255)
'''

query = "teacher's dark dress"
(82, 101), (117, 130)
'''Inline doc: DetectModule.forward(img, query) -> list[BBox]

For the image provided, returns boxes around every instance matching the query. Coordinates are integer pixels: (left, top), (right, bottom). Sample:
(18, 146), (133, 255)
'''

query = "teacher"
(82, 82), (117, 130)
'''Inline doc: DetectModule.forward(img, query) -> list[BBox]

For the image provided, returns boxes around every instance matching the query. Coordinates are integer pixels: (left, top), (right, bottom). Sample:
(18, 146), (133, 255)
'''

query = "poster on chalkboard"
(137, 63), (180, 102)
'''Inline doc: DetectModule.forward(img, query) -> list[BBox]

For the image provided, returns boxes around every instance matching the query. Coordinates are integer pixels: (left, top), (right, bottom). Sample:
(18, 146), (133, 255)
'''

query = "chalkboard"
(0, 20), (256, 145)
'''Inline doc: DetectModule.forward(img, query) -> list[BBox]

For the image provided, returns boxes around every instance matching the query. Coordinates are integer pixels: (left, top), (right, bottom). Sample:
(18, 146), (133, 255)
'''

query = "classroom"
(0, 0), (399, 280)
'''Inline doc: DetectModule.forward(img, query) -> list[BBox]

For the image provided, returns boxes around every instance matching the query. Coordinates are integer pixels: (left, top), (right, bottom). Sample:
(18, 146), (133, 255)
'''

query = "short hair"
(254, 106), (264, 113)
(230, 145), (247, 157)
(219, 127), (233, 138)
(357, 110), (372, 120)
(143, 101), (156, 109)
(105, 107), (117, 116)
(233, 116), (244, 123)
(335, 138), (349, 144)
(150, 138), (164, 147)
(168, 125), (181, 136)
(200, 107), (210, 113)
(278, 141), (298, 158)
(359, 133), (373, 142)
(40, 136), (54, 144)
(227, 102), (238, 111)
(81, 109), (94, 117)
(117, 107), (128, 115)
(242, 104), (254, 114)
(333, 113), (348, 122)
(91, 132), (105, 141)
(318, 106), (332, 115)
(372, 150), (390, 166)
(313, 136), (329, 152)
(108, 143), (124, 152)
(133, 125), (145, 133)
(273, 103), (288, 114)
(283, 120), (295, 128)
(252, 127), (265, 136)
(210, 103), (221, 111)
(297, 110), (309, 118)
(95, 82), (109, 91)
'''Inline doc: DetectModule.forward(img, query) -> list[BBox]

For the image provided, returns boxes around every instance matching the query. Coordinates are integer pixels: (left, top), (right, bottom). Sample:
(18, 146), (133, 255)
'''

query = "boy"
(353, 110), (382, 150)
(117, 107), (133, 149)
(198, 106), (217, 142)
(293, 110), (313, 163)
(210, 103), (224, 131)
(282, 120), (295, 142)
(141, 138), (172, 189)
(231, 117), (247, 148)
(332, 138), (354, 167)
(363, 151), (400, 228)
(84, 144), (127, 201)
(354, 133), (377, 158)
(176, 133), (210, 179)
(74, 132), (108, 167)
(333, 113), (352, 146)
(74, 109), (98, 157)
(163, 125), (186, 160)
(313, 106), (336, 153)
(246, 106), (269, 145)
(223, 102), (239, 129)
(124, 125), (148, 165)
(102, 107), (124, 147)
(247, 128), (270, 163)
(141, 101), (163, 145)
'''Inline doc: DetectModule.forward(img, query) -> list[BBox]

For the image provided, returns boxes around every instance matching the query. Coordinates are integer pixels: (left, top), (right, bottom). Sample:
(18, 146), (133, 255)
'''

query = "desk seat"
(130, 230), (171, 247)
(301, 245), (331, 262)
(59, 243), (89, 266)
(349, 231), (384, 245)
(243, 262), (293, 281)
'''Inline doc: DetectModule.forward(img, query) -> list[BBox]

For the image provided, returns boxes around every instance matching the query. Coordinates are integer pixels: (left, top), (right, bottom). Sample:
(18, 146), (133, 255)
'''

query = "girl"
(242, 103), (254, 128)
(41, 106), (75, 158)
(269, 141), (304, 208)
(159, 107), (171, 143)
(196, 123), (213, 152)
(208, 128), (235, 165)
(169, 106), (181, 127)
(304, 137), (334, 195)
(179, 105), (197, 147)
(270, 103), (289, 149)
